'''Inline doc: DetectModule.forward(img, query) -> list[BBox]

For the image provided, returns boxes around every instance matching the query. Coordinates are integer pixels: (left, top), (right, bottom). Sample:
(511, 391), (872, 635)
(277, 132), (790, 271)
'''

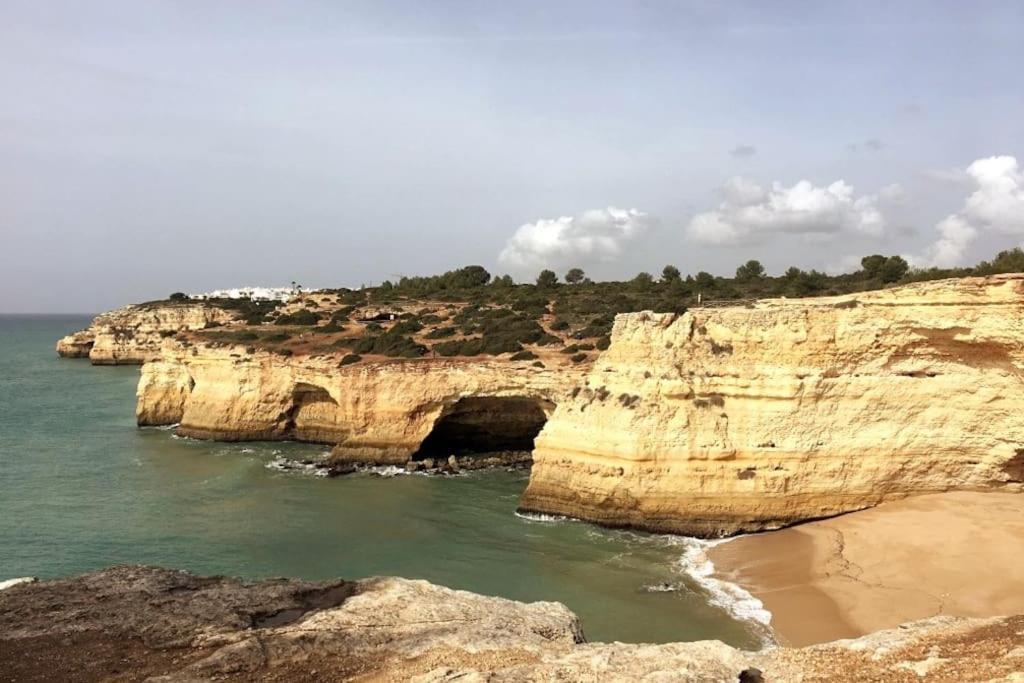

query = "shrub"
(352, 331), (427, 358)
(531, 361), (545, 368)
(510, 350), (538, 361)
(276, 348), (294, 357)
(330, 306), (357, 322)
(596, 335), (611, 350)
(275, 309), (320, 326)
(561, 344), (580, 354)
(169, 292), (188, 301)
(339, 354), (362, 366)
(570, 352), (587, 363)
(550, 319), (570, 331)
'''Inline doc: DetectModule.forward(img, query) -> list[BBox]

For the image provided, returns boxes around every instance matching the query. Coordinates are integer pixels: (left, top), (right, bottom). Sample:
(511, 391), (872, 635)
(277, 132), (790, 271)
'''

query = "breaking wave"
(676, 537), (774, 639)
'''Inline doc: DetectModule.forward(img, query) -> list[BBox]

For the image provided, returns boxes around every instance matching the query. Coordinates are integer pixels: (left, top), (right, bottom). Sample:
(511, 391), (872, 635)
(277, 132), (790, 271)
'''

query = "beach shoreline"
(707, 491), (1024, 647)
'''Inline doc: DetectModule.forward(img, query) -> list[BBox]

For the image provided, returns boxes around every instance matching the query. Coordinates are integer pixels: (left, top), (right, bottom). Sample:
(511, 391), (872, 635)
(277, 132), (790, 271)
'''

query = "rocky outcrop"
(521, 274), (1024, 536)
(1, 565), (1021, 682)
(57, 303), (237, 365)
(137, 345), (580, 464)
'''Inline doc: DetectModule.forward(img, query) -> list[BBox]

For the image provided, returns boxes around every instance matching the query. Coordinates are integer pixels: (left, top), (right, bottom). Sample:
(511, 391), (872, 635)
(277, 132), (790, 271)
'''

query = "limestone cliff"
(57, 303), (237, 365)
(521, 274), (1024, 536)
(138, 343), (580, 464)
(2, 565), (1021, 681)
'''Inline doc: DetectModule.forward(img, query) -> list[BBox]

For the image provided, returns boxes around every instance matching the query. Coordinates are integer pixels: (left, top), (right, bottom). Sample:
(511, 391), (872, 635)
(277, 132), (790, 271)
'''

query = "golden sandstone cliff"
(56, 303), (237, 365)
(64, 274), (1024, 536)
(521, 273), (1024, 535)
(138, 346), (579, 464)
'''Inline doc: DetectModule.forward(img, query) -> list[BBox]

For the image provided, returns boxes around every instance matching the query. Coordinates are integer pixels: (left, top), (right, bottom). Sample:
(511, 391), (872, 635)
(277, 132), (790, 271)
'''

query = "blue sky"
(2, 1), (1022, 312)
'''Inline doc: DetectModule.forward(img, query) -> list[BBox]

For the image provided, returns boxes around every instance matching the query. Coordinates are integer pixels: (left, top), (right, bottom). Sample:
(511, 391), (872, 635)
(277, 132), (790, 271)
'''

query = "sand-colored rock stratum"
(66, 275), (1024, 535)
(138, 346), (581, 464)
(57, 302), (237, 365)
(521, 274), (1024, 535)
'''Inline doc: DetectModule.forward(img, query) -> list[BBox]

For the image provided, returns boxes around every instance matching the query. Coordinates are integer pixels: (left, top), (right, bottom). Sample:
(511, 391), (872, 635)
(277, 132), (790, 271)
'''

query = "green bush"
(352, 330), (427, 358)
(339, 353), (362, 366)
(275, 309), (320, 326)
(509, 350), (538, 361)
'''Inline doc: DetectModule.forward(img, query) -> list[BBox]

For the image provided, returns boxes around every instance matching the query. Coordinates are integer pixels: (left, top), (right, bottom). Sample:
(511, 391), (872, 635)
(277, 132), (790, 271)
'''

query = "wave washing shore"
(676, 537), (774, 643)
(707, 490), (1024, 646)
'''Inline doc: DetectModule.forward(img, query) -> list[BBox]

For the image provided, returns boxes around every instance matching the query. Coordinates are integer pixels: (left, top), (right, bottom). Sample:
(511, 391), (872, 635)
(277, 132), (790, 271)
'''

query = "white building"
(189, 285), (316, 303)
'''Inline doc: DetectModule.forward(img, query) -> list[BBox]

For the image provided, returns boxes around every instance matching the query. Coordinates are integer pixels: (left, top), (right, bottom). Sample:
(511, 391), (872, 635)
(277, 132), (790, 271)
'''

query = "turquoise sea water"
(0, 315), (762, 646)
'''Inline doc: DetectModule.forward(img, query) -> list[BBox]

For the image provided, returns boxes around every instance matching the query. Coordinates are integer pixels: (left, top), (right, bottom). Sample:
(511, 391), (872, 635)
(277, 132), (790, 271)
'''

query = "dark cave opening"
(412, 396), (551, 460)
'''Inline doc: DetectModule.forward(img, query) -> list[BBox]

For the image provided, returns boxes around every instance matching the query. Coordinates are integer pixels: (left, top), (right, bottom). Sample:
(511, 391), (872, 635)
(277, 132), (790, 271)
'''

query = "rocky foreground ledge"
(2, 566), (1022, 682)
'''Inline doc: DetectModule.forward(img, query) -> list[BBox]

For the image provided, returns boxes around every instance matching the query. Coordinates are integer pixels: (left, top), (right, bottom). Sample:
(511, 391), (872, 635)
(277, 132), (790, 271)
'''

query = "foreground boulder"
(1, 566), (1022, 681)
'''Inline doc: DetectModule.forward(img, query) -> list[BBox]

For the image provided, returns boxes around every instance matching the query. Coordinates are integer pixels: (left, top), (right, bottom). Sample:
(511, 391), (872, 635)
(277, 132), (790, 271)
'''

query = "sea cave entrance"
(281, 382), (340, 443)
(412, 396), (552, 463)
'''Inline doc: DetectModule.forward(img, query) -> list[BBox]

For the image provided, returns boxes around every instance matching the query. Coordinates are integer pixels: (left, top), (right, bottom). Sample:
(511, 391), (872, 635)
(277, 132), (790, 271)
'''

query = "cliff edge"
(522, 274), (1024, 535)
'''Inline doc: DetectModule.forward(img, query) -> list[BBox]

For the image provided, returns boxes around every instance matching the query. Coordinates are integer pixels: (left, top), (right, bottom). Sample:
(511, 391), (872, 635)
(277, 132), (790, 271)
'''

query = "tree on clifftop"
(661, 265), (681, 283)
(861, 254), (909, 283)
(565, 267), (586, 284)
(735, 259), (766, 282)
(536, 269), (559, 288)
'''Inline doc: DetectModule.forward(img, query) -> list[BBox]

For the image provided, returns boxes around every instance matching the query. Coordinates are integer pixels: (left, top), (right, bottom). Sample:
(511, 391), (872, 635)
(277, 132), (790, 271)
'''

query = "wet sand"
(708, 491), (1024, 646)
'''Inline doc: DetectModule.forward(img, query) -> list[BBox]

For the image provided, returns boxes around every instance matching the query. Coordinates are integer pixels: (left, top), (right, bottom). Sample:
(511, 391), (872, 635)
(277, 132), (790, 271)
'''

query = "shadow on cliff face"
(412, 396), (551, 461)
(280, 382), (340, 443)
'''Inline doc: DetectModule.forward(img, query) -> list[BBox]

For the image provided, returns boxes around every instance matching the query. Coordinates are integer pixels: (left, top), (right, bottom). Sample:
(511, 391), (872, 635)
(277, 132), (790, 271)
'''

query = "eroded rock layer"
(138, 345), (576, 464)
(57, 303), (237, 365)
(1, 566), (1021, 682)
(521, 274), (1024, 536)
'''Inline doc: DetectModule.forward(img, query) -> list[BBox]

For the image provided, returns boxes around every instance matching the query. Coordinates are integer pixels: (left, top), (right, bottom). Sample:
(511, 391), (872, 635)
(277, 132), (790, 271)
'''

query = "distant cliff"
(521, 274), (1024, 536)
(57, 303), (237, 365)
(137, 346), (579, 464)
(64, 275), (1024, 535)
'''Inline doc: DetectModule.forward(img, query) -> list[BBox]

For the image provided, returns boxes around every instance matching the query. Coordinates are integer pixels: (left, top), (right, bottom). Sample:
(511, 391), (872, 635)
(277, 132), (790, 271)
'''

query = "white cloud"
(687, 177), (886, 245)
(498, 207), (652, 270)
(920, 155), (1024, 267)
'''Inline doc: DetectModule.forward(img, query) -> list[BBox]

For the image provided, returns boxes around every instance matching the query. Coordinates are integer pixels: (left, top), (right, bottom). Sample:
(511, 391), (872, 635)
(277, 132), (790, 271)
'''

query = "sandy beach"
(708, 491), (1024, 647)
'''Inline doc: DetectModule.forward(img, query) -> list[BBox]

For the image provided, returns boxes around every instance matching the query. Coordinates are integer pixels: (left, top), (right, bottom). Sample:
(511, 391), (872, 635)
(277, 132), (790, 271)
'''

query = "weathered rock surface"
(1, 566), (1021, 682)
(57, 303), (237, 365)
(522, 274), (1024, 536)
(138, 347), (579, 464)
(74, 274), (1024, 533)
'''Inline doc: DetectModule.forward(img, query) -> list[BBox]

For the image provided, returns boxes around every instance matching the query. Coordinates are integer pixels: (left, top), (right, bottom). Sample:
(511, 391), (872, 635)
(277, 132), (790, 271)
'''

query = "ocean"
(0, 314), (765, 646)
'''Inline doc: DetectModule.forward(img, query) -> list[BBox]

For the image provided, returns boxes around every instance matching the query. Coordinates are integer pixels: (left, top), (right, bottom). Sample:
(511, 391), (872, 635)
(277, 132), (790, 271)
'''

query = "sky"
(1, 1), (1023, 312)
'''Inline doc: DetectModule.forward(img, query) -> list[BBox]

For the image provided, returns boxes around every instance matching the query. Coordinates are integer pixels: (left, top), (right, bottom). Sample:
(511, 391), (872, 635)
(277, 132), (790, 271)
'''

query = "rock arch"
(281, 382), (341, 443)
(412, 396), (554, 461)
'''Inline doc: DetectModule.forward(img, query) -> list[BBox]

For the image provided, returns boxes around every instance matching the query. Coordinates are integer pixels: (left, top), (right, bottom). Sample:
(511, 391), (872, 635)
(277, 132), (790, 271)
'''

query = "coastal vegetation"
(174, 247), (1024, 362)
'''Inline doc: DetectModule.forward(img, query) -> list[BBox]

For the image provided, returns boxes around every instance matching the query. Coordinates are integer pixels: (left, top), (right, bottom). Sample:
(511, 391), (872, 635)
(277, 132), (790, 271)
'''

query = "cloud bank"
(687, 177), (887, 245)
(922, 155), (1024, 267)
(498, 207), (652, 271)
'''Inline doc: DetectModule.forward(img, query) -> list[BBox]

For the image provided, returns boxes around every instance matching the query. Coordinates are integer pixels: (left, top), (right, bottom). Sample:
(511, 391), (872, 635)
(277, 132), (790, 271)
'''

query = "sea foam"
(676, 536), (774, 639)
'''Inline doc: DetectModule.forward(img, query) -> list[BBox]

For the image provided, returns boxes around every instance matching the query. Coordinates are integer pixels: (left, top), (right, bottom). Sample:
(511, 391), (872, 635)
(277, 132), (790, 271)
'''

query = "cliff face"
(138, 345), (579, 464)
(521, 274), (1024, 536)
(57, 304), (237, 365)
(2, 566), (1021, 682)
